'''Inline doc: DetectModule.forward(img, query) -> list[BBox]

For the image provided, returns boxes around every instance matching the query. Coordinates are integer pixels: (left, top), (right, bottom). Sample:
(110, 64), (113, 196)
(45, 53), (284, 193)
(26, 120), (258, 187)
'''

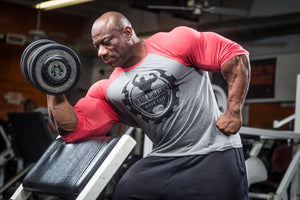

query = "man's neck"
(123, 40), (147, 69)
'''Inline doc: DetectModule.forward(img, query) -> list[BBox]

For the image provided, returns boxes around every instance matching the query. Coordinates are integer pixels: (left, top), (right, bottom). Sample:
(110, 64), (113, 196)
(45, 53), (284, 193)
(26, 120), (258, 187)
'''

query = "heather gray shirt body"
(106, 53), (242, 157)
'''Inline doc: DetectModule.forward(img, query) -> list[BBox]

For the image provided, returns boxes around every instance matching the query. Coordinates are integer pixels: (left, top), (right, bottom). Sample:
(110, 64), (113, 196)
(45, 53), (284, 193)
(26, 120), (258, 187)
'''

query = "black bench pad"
(23, 137), (118, 198)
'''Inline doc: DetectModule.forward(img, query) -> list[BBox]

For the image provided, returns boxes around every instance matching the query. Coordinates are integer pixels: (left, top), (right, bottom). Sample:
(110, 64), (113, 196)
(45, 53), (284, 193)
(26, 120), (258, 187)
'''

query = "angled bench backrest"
(7, 112), (54, 162)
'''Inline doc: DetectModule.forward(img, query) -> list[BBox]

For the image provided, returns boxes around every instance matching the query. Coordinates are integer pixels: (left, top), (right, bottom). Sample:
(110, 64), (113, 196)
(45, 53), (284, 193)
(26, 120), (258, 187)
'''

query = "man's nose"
(98, 46), (108, 58)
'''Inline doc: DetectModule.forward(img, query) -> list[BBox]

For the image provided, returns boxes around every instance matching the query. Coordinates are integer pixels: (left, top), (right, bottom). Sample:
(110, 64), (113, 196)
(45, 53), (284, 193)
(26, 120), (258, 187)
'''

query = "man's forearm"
(222, 55), (250, 115)
(216, 54), (250, 135)
(47, 95), (78, 136)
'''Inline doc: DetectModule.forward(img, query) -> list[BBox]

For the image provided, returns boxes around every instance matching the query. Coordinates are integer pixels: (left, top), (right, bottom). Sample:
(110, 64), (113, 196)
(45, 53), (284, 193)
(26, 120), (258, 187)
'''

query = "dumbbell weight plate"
(20, 39), (56, 84)
(28, 43), (81, 95)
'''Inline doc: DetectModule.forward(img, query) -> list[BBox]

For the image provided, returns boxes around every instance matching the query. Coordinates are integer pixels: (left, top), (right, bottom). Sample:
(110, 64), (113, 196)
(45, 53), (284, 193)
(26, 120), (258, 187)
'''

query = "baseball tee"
(62, 26), (249, 157)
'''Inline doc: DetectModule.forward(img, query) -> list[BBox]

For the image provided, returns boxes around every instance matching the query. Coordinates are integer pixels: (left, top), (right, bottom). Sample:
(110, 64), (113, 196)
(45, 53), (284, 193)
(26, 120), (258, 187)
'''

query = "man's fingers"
(216, 114), (242, 135)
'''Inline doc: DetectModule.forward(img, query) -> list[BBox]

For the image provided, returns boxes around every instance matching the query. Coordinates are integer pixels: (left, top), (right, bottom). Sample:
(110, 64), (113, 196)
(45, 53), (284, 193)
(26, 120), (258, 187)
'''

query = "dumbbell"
(20, 39), (81, 95)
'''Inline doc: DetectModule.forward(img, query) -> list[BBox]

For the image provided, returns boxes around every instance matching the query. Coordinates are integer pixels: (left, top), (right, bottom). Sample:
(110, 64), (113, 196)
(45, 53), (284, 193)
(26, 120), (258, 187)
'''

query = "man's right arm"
(47, 94), (78, 136)
(47, 80), (121, 143)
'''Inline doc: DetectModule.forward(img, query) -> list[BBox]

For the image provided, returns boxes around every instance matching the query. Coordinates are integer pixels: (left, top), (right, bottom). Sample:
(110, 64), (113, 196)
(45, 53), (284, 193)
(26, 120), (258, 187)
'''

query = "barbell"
(20, 39), (81, 95)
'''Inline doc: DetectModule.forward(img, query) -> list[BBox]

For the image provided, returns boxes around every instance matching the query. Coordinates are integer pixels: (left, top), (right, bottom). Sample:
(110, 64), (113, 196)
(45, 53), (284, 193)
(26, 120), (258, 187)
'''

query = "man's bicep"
(221, 54), (250, 83)
(62, 95), (121, 143)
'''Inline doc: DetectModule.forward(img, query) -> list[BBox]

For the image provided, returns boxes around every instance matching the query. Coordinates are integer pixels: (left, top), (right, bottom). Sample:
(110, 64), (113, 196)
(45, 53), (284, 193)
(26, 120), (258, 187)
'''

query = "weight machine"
(242, 74), (300, 200)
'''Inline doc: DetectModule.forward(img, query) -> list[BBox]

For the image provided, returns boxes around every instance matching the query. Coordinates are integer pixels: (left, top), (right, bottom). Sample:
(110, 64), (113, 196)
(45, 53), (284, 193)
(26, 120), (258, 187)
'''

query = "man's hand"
(216, 111), (242, 135)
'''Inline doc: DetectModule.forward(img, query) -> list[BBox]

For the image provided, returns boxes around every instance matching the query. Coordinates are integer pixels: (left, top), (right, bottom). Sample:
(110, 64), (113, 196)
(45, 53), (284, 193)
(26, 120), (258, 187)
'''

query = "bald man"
(48, 12), (250, 200)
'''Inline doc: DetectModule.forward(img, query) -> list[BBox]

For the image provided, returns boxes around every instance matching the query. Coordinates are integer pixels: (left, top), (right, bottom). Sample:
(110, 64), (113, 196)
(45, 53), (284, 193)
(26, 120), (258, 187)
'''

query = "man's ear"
(122, 26), (132, 40)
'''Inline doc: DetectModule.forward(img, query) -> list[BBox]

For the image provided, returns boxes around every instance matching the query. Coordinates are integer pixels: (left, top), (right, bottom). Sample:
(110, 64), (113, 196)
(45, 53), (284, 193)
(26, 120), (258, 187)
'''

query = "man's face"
(91, 21), (130, 68)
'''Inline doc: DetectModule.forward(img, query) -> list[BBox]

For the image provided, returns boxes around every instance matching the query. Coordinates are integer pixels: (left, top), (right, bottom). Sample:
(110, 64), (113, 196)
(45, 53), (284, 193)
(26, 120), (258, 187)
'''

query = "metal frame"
(240, 127), (300, 139)
(295, 74), (300, 133)
(0, 125), (14, 166)
(0, 125), (15, 199)
(273, 114), (295, 129)
(143, 134), (153, 158)
(245, 74), (300, 200)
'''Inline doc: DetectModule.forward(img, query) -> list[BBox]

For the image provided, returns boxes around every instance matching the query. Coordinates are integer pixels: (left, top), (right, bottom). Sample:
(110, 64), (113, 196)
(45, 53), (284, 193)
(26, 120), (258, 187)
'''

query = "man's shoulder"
(148, 26), (198, 40)
(143, 26), (200, 65)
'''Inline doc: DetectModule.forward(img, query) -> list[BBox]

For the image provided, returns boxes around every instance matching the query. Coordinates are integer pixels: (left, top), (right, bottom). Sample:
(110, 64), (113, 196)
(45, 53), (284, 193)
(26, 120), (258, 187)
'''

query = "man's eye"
(103, 40), (110, 45)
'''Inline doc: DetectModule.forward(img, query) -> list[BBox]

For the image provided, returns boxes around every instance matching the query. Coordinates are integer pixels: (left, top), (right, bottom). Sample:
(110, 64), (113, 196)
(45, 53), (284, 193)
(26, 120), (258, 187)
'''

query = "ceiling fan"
(28, 9), (65, 42)
(147, 0), (248, 17)
(0, 9), (64, 46)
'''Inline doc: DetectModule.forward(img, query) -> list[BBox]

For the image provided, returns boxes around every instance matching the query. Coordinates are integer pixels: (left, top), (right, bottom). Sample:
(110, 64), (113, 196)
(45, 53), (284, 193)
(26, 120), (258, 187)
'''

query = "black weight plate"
(28, 43), (81, 95)
(20, 39), (56, 84)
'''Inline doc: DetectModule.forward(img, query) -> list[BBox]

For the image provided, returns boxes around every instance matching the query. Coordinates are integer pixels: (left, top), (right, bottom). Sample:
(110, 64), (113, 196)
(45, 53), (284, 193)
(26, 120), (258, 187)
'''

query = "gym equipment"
(10, 128), (136, 200)
(0, 112), (54, 197)
(7, 112), (55, 162)
(0, 126), (14, 164)
(20, 39), (81, 95)
(20, 39), (55, 84)
(0, 125), (15, 197)
(240, 74), (300, 200)
(245, 141), (268, 187)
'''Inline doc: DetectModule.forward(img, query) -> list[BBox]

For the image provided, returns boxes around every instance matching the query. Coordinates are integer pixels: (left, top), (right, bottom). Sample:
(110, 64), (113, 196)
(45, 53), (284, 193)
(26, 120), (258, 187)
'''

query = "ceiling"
(4, 0), (300, 37)
(2, 0), (300, 57)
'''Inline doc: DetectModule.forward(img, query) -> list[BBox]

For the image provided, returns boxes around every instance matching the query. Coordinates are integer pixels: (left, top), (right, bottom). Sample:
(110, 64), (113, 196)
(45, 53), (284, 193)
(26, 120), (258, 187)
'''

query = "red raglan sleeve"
(187, 30), (249, 72)
(61, 79), (121, 143)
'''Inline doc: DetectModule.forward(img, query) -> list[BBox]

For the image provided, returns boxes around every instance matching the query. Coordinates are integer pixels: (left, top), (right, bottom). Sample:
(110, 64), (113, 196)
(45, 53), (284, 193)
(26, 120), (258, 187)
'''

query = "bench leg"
(10, 184), (31, 200)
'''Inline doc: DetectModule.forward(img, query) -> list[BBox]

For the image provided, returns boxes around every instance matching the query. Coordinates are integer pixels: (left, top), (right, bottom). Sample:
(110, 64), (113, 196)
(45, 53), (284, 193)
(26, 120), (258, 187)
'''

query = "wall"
(239, 34), (300, 129)
(248, 103), (295, 129)
(0, 2), (87, 120)
(245, 52), (300, 103)
(243, 33), (300, 103)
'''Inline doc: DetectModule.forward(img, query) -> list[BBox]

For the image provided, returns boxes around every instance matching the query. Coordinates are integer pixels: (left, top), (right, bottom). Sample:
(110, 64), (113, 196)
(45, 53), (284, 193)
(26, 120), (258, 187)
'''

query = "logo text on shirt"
(122, 69), (179, 124)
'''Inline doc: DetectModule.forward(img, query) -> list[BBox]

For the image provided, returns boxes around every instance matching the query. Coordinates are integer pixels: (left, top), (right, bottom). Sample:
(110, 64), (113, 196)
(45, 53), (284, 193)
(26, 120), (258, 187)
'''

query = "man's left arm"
(216, 54), (251, 135)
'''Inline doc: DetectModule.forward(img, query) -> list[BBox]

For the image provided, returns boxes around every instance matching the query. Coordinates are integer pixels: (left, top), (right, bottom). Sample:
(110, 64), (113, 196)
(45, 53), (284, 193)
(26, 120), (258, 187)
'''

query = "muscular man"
(48, 12), (250, 200)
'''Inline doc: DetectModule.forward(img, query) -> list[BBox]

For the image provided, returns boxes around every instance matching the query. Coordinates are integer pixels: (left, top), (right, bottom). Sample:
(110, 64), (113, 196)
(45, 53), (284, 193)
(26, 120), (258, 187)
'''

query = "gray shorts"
(113, 148), (248, 200)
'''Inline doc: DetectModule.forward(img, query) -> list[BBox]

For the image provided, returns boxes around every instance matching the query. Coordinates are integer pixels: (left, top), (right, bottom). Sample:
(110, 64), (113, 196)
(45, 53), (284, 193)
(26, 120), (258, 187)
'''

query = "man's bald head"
(90, 12), (145, 68)
(91, 12), (132, 37)
(99, 12), (131, 29)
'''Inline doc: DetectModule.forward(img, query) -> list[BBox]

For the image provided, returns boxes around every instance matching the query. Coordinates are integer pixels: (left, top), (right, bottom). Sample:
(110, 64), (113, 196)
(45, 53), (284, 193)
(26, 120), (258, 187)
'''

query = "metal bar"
(289, 164), (300, 200)
(273, 114), (295, 129)
(143, 135), (153, 158)
(147, 5), (193, 11)
(123, 127), (135, 136)
(249, 140), (264, 157)
(0, 163), (34, 194)
(295, 74), (300, 133)
(289, 74), (300, 200)
(275, 149), (300, 199)
(0, 126), (11, 148)
(249, 192), (273, 199)
(0, 148), (14, 166)
(9, 184), (31, 200)
(240, 126), (300, 140)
